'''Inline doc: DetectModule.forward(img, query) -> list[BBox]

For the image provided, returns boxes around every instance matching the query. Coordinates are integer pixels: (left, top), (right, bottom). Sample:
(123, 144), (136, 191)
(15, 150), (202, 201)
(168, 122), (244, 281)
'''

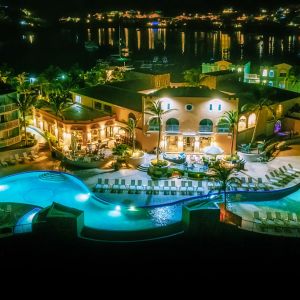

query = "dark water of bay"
(1, 26), (299, 74)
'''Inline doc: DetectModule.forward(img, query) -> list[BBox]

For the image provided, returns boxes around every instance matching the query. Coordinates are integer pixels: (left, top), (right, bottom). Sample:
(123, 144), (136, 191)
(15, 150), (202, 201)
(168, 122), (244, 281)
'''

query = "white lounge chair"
(187, 181), (194, 195)
(136, 180), (144, 193)
(0, 159), (8, 167)
(170, 181), (177, 195)
(119, 179), (127, 193)
(163, 181), (170, 195)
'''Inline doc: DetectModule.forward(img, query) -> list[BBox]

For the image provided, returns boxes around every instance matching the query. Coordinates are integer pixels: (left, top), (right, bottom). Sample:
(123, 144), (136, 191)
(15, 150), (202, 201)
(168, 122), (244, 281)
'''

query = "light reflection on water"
(148, 204), (182, 227)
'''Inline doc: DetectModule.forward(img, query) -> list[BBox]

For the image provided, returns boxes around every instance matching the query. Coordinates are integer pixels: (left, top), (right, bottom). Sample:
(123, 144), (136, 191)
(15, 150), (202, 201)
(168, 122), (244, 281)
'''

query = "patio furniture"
(101, 179), (110, 191)
(112, 179), (120, 192)
(186, 181), (194, 195)
(119, 179), (127, 193)
(136, 180), (144, 193)
(288, 163), (300, 174)
(196, 181), (204, 195)
(146, 180), (153, 194)
(153, 181), (160, 194)
(179, 181), (187, 195)
(170, 181), (177, 195)
(163, 181), (170, 195)
(95, 178), (102, 192)
(265, 174), (283, 187)
(282, 165), (299, 177)
(129, 180), (136, 193)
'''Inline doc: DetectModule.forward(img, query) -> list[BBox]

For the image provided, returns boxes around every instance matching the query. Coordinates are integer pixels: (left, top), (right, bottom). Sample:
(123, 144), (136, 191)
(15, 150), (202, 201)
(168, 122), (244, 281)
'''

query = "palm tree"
(48, 90), (72, 118)
(209, 161), (242, 210)
(241, 95), (274, 146)
(13, 73), (37, 146)
(218, 110), (239, 156)
(144, 100), (176, 161)
(126, 115), (141, 153)
(15, 90), (37, 147)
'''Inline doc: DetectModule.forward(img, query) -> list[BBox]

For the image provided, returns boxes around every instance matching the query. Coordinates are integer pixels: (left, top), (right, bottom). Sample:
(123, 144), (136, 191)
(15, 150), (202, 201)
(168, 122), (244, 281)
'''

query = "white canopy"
(203, 145), (224, 156)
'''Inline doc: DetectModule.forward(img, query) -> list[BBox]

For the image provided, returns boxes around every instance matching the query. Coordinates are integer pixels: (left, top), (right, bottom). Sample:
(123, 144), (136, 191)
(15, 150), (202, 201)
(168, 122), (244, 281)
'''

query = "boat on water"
(163, 152), (186, 164)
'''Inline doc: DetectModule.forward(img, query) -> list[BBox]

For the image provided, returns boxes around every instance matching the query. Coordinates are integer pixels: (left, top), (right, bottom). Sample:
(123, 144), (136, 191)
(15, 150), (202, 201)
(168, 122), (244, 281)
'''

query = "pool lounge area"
(0, 170), (300, 241)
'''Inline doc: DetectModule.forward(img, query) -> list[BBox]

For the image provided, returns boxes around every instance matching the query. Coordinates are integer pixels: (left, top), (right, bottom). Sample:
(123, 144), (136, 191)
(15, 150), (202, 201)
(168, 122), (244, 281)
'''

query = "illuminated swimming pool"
(0, 171), (182, 234)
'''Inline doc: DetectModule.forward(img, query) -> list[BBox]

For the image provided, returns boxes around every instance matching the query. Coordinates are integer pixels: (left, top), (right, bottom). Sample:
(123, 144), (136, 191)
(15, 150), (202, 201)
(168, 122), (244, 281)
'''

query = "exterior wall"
(237, 96), (300, 144)
(0, 93), (21, 149)
(282, 117), (300, 134)
(142, 94), (238, 154)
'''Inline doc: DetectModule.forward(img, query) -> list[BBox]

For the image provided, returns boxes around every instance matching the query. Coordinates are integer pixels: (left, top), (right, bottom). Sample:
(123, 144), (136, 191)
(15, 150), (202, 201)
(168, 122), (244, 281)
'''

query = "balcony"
(0, 103), (18, 114)
(165, 125), (179, 132)
(199, 125), (213, 133)
(148, 125), (159, 131)
(217, 126), (230, 133)
(0, 135), (21, 148)
(0, 119), (20, 131)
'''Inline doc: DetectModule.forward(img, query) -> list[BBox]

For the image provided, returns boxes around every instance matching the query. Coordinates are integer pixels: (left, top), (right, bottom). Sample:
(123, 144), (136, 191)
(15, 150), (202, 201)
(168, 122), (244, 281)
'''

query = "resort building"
(216, 80), (300, 144)
(202, 60), (249, 74)
(143, 87), (238, 154)
(0, 92), (21, 149)
(244, 62), (300, 93)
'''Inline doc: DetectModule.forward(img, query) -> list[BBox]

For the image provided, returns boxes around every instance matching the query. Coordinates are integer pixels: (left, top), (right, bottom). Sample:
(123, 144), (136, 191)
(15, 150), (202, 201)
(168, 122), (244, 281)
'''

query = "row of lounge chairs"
(0, 150), (39, 167)
(253, 210), (300, 233)
(265, 164), (300, 187)
(95, 178), (205, 195)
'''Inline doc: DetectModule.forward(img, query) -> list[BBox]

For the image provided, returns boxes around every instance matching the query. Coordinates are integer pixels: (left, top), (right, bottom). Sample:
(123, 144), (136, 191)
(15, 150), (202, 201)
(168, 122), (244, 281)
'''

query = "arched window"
(128, 113), (136, 121)
(166, 118), (179, 132)
(238, 116), (247, 131)
(148, 118), (160, 131)
(248, 113), (256, 127)
(199, 119), (213, 132)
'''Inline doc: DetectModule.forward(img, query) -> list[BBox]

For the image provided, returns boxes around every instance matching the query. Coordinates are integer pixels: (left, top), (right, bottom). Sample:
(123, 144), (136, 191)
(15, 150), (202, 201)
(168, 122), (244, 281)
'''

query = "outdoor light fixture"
(75, 193), (90, 202)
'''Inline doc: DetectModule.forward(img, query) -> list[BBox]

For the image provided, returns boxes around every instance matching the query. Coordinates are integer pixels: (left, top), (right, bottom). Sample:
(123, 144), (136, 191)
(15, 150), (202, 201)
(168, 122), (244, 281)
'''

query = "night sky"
(5, 0), (299, 17)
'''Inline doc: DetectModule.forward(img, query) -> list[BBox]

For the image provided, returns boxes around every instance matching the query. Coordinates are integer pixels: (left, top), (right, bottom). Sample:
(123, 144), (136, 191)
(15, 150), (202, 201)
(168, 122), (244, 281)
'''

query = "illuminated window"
(262, 69), (268, 77)
(268, 81), (273, 86)
(248, 113), (256, 127)
(218, 104), (222, 111)
(167, 103), (171, 110)
(75, 95), (81, 103)
(199, 119), (213, 132)
(279, 83), (285, 89)
(238, 116), (247, 131)
(269, 70), (274, 77)
(279, 72), (287, 77)
(209, 104), (213, 111)
(166, 118), (179, 132)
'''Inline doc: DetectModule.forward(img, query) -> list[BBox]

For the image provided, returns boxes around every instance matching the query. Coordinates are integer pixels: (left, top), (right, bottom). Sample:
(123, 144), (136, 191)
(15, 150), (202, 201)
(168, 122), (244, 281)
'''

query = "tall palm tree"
(218, 110), (239, 156)
(241, 95), (274, 146)
(144, 100), (176, 161)
(15, 90), (37, 147)
(209, 161), (242, 210)
(48, 90), (72, 118)
(13, 72), (37, 146)
(126, 116), (141, 153)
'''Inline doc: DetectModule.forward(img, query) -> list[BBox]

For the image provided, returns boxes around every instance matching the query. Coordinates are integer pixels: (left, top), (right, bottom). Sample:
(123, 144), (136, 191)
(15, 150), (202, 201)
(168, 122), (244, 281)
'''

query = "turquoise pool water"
(0, 171), (182, 232)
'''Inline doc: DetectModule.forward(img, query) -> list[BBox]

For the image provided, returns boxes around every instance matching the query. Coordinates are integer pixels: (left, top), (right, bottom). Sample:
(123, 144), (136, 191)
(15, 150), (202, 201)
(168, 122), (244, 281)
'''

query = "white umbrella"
(203, 145), (224, 156)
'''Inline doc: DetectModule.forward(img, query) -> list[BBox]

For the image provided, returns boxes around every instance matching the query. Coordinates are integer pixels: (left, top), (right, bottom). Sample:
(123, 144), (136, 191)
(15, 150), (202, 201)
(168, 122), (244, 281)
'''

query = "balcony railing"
(217, 126), (230, 133)
(0, 135), (21, 148)
(0, 119), (19, 131)
(199, 125), (213, 133)
(0, 103), (18, 114)
(148, 125), (160, 131)
(165, 125), (179, 132)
